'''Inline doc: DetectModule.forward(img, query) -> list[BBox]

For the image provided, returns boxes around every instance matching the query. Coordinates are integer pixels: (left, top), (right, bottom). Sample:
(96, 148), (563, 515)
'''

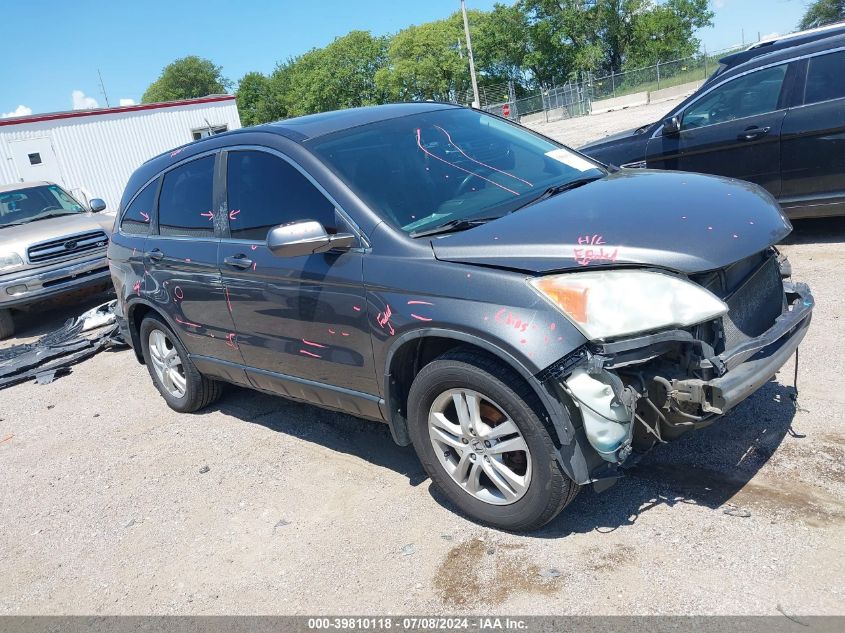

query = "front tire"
(407, 349), (579, 531)
(139, 314), (222, 413)
(0, 309), (14, 340)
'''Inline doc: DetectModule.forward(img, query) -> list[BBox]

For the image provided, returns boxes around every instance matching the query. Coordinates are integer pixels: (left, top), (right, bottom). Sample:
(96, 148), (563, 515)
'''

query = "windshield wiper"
(511, 176), (603, 213)
(410, 216), (500, 238)
(35, 211), (79, 221)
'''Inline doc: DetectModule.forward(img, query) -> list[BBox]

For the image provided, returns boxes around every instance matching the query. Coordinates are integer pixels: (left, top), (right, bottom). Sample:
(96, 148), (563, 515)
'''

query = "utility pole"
(97, 69), (110, 108)
(460, 0), (481, 108)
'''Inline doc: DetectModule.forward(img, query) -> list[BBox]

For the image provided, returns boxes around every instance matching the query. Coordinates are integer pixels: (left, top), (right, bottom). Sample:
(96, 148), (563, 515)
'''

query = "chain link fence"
(452, 46), (741, 125)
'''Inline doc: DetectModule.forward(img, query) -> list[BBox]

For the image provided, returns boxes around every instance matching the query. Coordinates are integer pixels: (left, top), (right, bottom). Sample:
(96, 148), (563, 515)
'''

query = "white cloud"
(71, 90), (99, 110)
(119, 98), (136, 107)
(1, 104), (32, 118)
(712, 0), (726, 8)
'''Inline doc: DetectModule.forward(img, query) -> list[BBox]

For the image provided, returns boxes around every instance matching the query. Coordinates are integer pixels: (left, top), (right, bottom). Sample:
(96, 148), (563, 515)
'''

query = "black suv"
(581, 33), (845, 219)
(109, 103), (813, 530)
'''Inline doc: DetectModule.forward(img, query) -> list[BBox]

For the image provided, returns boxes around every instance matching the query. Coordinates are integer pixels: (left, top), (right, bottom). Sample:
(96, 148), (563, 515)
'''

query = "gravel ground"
(1, 105), (844, 616)
(525, 96), (686, 148)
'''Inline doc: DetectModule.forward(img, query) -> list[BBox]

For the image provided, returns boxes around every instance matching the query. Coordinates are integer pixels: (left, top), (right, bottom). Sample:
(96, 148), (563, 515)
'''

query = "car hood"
(431, 170), (791, 275)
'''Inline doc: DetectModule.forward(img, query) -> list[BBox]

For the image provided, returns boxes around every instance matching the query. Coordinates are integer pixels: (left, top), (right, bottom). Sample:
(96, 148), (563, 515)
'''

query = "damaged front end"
(540, 249), (813, 481)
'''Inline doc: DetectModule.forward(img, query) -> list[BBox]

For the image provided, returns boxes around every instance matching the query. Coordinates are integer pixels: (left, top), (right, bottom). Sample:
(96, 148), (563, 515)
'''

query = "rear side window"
(121, 179), (157, 235)
(226, 150), (337, 241)
(158, 156), (215, 238)
(683, 64), (788, 129)
(805, 50), (845, 105)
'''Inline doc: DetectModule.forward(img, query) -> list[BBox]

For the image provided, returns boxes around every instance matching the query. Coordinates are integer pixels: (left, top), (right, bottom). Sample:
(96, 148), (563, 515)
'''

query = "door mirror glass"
(89, 198), (106, 213)
(267, 220), (355, 258)
(662, 115), (681, 135)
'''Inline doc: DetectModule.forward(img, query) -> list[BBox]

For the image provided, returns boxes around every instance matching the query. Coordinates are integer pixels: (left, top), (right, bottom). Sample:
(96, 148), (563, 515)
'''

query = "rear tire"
(0, 309), (14, 340)
(407, 348), (579, 531)
(139, 314), (222, 413)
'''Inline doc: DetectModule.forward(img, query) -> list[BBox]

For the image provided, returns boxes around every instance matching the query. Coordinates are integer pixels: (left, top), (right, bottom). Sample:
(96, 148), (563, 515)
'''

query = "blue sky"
(1, 0), (808, 117)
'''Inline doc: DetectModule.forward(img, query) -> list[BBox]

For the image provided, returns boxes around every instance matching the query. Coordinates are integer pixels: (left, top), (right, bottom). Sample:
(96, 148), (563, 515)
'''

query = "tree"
(626, 0), (714, 68)
(236, 72), (282, 126)
(142, 56), (232, 103)
(473, 4), (533, 86)
(800, 0), (845, 29)
(284, 31), (389, 116)
(376, 15), (471, 102)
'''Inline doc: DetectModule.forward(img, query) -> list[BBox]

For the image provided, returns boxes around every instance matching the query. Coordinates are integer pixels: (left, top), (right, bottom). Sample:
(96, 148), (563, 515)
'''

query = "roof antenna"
(97, 69), (110, 108)
(203, 117), (214, 137)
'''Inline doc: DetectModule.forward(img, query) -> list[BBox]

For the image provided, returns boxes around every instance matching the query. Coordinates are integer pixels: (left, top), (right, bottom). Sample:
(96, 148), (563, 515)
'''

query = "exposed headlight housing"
(0, 252), (24, 273)
(530, 270), (728, 341)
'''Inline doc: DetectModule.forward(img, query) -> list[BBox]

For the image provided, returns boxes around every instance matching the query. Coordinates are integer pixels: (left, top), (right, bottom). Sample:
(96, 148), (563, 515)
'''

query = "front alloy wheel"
(428, 388), (531, 505)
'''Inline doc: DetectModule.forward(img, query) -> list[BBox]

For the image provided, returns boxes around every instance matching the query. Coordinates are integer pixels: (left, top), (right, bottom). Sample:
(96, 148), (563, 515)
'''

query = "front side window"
(308, 107), (604, 235)
(158, 156), (215, 238)
(683, 64), (788, 129)
(226, 150), (338, 241)
(0, 184), (85, 228)
(805, 50), (845, 105)
(120, 179), (158, 235)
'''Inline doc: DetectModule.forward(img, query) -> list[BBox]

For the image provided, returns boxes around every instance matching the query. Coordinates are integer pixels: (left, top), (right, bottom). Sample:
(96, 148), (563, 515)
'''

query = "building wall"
(0, 99), (241, 212)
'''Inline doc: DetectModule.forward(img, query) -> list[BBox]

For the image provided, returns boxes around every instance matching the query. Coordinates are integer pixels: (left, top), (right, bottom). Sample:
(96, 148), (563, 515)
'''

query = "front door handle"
(224, 254), (254, 270)
(145, 248), (164, 262)
(737, 126), (771, 141)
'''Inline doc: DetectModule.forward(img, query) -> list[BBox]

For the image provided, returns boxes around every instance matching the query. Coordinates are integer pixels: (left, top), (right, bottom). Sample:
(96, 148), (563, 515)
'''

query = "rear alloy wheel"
(139, 315), (222, 413)
(408, 349), (579, 531)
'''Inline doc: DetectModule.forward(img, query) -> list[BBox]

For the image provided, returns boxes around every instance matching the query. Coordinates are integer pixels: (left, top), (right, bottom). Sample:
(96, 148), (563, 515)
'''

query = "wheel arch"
(125, 299), (177, 364)
(383, 328), (590, 483)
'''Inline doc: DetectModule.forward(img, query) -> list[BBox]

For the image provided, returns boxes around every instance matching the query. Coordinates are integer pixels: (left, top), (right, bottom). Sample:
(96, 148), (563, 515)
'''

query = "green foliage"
(799, 0), (845, 29)
(142, 56), (231, 104)
(375, 14), (470, 102)
(155, 1), (717, 120)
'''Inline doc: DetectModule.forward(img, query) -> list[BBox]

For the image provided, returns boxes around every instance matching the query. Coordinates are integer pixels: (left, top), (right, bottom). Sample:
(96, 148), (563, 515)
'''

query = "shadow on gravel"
(211, 387), (427, 483)
(781, 217), (845, 245)
(212, 373), (801, 537)
(536, 379), (800, 537)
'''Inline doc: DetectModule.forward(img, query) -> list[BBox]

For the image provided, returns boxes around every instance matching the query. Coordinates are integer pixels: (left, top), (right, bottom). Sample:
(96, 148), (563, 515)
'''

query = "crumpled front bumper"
(664, 280), (813, 416)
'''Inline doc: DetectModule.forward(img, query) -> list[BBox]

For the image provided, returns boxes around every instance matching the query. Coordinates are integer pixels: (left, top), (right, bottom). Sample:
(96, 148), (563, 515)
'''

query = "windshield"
(308, 108), (605, 234)
(0, 184), (85, 228)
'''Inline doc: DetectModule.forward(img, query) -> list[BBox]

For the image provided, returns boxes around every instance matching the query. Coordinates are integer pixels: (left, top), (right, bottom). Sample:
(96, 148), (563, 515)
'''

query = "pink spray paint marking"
(410, 314), (432, 322)
(574, 234), (617, 266)
(224, 287), (233, 315)
(170, 148), (183, 158)
(328, 328), (336, 335)
(407, 300), (433, 306)
(432, 125), (533, 187)
(185, 258), (191, 263)
(415, 128), (519, 197)
(250, 245), (258, 251)
(299, 349), (322, 359)
(140, 212), (150, 223)
(376, 304), (395, 336)
(133, 280), (141, 295)
(229, 209), (240, 221)
(174, 286), (184, 301)
(302, 339), (327, 349)
(353, 305), (362, 312)
(226, 333), (238, 349)
(341, 332), (350, 337)
(201, 211), (214, 221)
(252, 262), (257, 271)
(495, 308), (530, 333)
(174, 316), (201, 328)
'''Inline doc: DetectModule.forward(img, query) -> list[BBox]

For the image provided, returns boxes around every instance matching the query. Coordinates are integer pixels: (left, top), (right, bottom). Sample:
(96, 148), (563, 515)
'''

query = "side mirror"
(662, 115), (681, 136)
(266, 220), (356, 258)
(89, 198), (107, 213)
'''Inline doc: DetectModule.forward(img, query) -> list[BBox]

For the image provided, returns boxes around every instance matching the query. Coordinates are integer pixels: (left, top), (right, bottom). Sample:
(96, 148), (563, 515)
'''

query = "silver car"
(0, 181), (113, 339)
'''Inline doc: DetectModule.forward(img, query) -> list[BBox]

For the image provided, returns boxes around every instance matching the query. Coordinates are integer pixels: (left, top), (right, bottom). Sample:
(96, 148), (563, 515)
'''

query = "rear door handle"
(145, 248), (164, 262)
(738, 126), (771, 141)
(224, 254), (254, 270)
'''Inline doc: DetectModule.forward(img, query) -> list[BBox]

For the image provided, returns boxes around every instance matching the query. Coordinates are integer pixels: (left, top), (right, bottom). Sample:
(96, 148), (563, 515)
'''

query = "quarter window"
(121, 179), (158, 235)
(226, 150), (338, 241)
(805, 50), (845, 105)
(682, 64), (788, 129)
(158, 156), (215, 238)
